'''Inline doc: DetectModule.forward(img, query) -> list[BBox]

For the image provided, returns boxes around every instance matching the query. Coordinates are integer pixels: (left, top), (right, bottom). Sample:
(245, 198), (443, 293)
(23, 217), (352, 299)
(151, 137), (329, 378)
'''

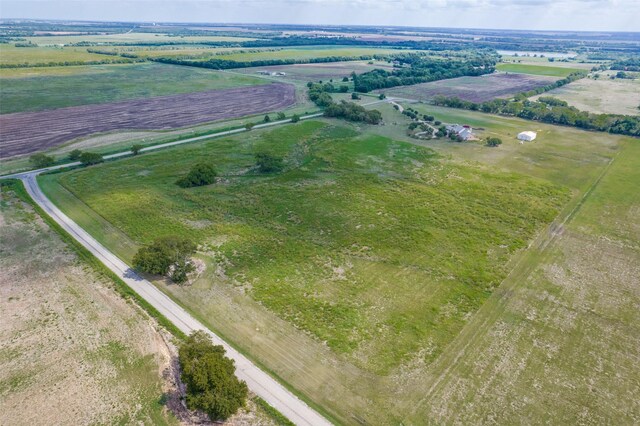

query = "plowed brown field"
(0, 83), (295, 157)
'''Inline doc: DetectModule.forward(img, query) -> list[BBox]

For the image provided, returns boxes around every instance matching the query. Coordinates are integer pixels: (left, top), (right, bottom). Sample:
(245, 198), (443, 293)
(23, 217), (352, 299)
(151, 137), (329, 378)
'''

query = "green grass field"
(183, 46), (406, 62)
(531, 72), (640, 116)
(41, 118), (576, 423)
(400, 138), (640, 424)
(0, 44), (123, 66)
(104, 46), (239, 59)
(0, 62), (267, 113)
(496, 63), (583, 77)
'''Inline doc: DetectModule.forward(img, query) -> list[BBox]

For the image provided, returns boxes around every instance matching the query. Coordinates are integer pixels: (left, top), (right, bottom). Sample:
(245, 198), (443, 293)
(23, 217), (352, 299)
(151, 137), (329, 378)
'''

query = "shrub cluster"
(176, 163), (218, 188)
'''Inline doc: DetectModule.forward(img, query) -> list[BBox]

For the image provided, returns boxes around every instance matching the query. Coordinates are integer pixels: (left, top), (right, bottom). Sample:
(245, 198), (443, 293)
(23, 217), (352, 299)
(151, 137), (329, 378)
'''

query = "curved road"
(19, 173), (332, 426)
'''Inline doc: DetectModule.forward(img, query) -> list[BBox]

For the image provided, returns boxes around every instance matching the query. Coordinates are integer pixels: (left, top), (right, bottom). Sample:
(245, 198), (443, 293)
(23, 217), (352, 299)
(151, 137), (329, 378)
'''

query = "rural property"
(1, 15), (639, 426)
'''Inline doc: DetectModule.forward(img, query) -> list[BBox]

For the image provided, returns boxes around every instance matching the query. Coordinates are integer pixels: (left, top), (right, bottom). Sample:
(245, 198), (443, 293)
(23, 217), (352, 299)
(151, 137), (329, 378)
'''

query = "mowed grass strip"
(0, 62), (267, 114)
(44, 120), (568, 374)
(496, 63), (583, 77)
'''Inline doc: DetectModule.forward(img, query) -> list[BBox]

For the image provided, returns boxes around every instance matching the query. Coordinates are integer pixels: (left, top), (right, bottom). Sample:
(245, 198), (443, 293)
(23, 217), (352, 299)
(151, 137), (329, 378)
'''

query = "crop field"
(237, 60), (395, 83)
(379, 72), (558, 102)
(0, 44), (124, 66)
(496, 63), (583, 77)
(41, 119), (578, 423)
(103, 46), (241, 59)
(0, 62), (268, 114)
(24, 32), (258, 45)
(531, 72), (640, 115)
(500, 55), (599, 70)
(181, 46), (407, 62)
(0, 82), (295, 157)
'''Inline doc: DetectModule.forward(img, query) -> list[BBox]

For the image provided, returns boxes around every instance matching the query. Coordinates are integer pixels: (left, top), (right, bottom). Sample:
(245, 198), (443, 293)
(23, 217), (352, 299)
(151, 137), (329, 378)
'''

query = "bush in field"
(133, 235), (196, 283)
(277, 112), (286, 120)
(179, 331), (248, 421)
(68, 149), (83, 161)
(351, 92), (360, 100)
(290, 114), (300, 123)
(263, 115), (271, 123)
(176, 163), (218, 188)
(486, 137), (503, 147)
(131, 144), (143, 155)
(255, 152), (284, 174)
(29, 153), (55, 168)
(79, 152), (104, 166)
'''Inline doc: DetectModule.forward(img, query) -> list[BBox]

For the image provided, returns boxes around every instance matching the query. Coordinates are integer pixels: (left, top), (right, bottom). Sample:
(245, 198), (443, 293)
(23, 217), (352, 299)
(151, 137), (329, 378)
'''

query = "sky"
(2, 0), (639, 32)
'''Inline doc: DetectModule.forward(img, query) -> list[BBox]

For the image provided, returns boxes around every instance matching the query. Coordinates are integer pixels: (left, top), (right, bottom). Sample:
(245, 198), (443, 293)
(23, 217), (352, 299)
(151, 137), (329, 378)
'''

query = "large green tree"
(179, 331), (248, 421)
(132, 236), (196, 283)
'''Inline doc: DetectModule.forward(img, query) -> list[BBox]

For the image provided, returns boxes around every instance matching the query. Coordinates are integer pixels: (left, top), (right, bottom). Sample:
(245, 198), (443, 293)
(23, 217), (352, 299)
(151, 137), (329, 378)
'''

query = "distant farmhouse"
(256, 71), (286, 77)
(517, 131), (537, 142)
(446, 124), (475, 141)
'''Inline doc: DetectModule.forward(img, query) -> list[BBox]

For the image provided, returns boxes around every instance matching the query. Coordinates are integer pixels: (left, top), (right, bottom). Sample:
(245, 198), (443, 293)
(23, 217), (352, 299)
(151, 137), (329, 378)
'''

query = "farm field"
(401, 138), (640, 424)
(236, 60), (394, 83)
(531, 72), (640, 115)
(0, 62), (268, 114)
(182, 46), (407, 62)
(24, 32), (258, 45)
(0, 82), (295, 156)
(0, 44), (125, 66)
(496, 63), (583, 77)
(102, 46), (241, 58)
(500, 55), (599, 70)
(39, 117), (613, 423)
(0, 183), (175, 425)
(379, 72), (557, 103)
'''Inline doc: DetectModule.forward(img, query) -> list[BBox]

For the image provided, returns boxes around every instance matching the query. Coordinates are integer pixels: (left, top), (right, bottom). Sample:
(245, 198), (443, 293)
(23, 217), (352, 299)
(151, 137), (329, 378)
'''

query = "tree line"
(308, 82), (382, 124)
(150, 54), (393, 70)
(610, 58), (640, 72)
(433, 95), (640, 137)
(511, 71), (587, 99)
(351, 54), (497, 92)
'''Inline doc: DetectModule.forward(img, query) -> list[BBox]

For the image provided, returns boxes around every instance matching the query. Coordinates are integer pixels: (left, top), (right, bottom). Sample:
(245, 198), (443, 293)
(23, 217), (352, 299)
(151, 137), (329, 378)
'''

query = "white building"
(518, 131), (537, 141)
(446, 124), (474, 141)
